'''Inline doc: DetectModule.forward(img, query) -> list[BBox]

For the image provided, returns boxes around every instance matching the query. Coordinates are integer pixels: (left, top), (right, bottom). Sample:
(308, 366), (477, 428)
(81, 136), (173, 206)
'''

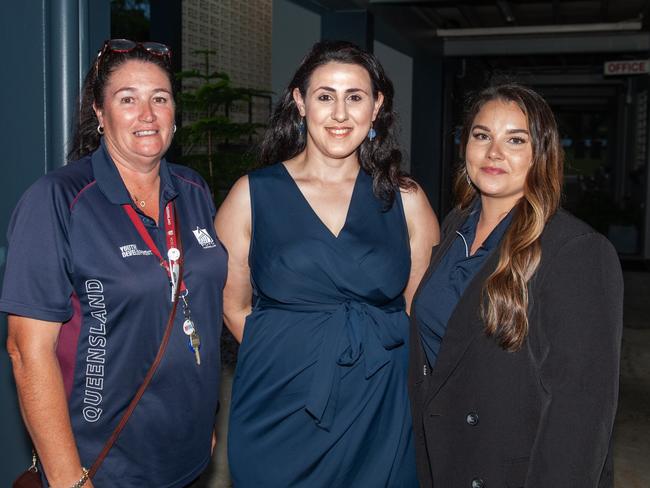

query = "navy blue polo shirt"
(0, 141), (227, 487)
(414, 203), (513, 368)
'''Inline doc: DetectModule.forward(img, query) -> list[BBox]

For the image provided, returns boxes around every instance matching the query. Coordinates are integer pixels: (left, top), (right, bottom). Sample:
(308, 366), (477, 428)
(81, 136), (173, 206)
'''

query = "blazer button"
(471, 477), (484, 488)
(466, 412), (479, 426)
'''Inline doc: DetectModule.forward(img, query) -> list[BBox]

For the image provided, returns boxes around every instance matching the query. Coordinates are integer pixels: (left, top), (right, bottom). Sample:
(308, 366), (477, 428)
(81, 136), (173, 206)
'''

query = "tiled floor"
(614, 271), (650, 488)
(615, 327), (650, 487)
(614, 272), (650, 488)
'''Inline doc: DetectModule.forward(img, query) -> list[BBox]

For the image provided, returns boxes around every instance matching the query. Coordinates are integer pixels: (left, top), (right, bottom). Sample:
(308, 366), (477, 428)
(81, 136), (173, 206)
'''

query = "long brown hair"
(456, 84), (563, 351)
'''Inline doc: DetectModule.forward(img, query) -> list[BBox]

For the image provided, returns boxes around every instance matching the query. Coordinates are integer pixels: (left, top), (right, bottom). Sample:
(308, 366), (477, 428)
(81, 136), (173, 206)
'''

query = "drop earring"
(298, 118), (306, 135)
(97, 124), (104, 135)
(368, 125), (376, 141)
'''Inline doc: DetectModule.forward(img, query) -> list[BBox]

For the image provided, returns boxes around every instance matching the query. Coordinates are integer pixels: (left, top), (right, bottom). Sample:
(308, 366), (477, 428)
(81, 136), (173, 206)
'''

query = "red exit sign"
(604, 60), (650, 76)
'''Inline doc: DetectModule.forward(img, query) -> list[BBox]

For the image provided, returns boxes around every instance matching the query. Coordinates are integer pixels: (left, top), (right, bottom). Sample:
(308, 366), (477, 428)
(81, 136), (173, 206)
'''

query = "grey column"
(49, 0), (80, 168)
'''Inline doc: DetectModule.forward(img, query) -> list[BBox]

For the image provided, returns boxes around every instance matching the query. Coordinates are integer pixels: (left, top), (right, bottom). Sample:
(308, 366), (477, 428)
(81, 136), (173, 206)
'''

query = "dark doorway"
(442, 53), (649, 259)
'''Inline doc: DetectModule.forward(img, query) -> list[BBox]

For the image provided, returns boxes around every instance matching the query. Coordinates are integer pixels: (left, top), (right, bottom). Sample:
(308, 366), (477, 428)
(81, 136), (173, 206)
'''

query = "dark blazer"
(408, 207), (624, 488)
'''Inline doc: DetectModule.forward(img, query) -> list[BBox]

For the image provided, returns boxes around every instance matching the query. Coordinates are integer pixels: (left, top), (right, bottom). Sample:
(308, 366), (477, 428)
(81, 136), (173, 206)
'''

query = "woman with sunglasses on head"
(216, 40), (438, 486)
(2, 40), (227, 487)
(408, 83), (623, 488)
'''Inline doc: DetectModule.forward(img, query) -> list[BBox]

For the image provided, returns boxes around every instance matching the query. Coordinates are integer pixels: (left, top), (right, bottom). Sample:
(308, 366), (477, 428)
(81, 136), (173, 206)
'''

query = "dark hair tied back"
(259, 40), (413, 206)
(68, 43), (176, 162)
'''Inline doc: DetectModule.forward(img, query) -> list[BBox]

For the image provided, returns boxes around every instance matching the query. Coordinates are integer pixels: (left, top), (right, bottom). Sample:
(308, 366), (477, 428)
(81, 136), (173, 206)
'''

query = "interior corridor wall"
(272, 0), (321, 104)
(374, 41), (413, 173)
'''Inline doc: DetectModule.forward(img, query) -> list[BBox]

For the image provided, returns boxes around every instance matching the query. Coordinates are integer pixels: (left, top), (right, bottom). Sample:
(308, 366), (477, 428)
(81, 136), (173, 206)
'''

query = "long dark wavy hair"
(67, 44), (176, 162)
(259, 40), (413, 205)
(456, 83), (563, 351)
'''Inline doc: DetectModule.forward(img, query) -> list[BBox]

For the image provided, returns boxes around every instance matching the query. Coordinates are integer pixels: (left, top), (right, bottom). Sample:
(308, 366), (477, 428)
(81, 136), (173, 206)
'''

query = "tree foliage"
(176, 49), (271, 194)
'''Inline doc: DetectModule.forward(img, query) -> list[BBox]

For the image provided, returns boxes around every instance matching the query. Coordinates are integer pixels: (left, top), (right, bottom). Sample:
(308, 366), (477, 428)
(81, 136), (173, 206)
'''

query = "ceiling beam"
(369, 0), (495, 6)
(457, 4), (481, 28)
(600, 0), (609, 22)
(552, 0), (560, 24)
(437, 21), (642, 37)
(642, 0), (650, 29)
(443, 31), (650, 56)
(496, 0), (515, 24)
(411, 6), (445, 28)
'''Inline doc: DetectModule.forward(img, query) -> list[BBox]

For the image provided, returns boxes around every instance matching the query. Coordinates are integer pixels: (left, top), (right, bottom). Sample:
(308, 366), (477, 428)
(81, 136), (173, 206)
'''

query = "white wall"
(272, 0), (321, 103)
(373, 41), (413, 173)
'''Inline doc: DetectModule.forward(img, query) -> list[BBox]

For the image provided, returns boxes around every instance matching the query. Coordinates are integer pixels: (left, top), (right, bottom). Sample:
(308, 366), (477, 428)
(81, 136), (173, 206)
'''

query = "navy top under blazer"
(414, 202), (513, 368)
(408, 204), (623, 488)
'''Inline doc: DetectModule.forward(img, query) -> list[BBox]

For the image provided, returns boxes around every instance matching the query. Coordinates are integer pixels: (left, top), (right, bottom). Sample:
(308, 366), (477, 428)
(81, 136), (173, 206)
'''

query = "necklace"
(130, 186), (157, 208)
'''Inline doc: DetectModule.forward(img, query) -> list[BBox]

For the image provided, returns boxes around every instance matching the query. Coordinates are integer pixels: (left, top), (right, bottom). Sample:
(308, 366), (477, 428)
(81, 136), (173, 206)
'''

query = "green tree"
(176, 49), (270, 195)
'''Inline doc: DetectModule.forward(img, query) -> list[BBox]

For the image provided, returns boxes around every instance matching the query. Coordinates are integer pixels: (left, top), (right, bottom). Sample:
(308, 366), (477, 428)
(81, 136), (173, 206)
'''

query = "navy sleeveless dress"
(228, 163), (418, 487)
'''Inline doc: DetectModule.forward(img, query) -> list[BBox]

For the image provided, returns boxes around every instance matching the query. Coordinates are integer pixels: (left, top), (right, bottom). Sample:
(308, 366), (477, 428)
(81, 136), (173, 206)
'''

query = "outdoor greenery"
(110, 1), (268, 200)
(175, 49), (269, 198)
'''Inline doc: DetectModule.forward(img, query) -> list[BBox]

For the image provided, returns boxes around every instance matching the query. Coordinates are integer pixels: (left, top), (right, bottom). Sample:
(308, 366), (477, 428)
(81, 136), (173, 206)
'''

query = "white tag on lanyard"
(168, 247), (180, 302)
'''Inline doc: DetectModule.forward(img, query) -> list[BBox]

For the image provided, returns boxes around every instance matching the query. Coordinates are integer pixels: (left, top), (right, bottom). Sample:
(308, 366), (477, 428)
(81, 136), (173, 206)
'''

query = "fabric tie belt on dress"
(255, 297), (406, 431)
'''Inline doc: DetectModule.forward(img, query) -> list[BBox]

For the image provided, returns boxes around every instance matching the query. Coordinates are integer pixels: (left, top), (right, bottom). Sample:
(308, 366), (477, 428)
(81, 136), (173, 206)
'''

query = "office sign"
(604, 59), (650, 76)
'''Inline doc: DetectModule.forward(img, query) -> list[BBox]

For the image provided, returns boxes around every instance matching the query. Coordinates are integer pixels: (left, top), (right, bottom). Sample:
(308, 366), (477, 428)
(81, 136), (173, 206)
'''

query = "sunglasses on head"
(95, 39), (171, 74)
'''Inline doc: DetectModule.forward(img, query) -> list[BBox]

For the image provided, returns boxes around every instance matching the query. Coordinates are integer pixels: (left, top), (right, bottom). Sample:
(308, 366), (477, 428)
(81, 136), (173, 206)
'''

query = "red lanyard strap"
(122, 201), (186, 292)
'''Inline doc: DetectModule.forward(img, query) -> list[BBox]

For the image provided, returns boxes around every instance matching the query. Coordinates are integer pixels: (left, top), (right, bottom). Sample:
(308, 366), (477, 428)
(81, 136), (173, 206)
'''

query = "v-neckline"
(280, 162), (361, 239)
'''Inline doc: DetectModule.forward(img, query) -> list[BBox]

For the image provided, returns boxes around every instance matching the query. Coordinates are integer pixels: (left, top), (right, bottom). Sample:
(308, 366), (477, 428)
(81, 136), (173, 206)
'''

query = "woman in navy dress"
(216, 41), (438, 486)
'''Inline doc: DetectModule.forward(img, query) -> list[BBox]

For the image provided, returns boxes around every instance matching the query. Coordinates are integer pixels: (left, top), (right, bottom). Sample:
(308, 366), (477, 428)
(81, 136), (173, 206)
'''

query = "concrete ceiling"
(366, 0), (650, 30)
(307, 0), (650, 57)
(312, 0), (650, 39)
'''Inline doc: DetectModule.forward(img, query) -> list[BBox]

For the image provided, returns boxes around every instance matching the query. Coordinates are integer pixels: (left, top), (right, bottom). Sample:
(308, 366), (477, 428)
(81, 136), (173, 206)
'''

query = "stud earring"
(368, 125), (376, 141)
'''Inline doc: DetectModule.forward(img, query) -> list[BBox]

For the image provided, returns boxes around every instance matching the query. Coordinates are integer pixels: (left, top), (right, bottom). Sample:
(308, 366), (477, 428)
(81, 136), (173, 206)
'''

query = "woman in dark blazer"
(408, 83), (623, 488)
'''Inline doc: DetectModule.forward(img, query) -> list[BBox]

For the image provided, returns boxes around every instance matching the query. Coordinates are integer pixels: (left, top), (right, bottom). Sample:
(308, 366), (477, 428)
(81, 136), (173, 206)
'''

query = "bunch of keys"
(181, 295), (201, 366)
(190, 330), (201, 366)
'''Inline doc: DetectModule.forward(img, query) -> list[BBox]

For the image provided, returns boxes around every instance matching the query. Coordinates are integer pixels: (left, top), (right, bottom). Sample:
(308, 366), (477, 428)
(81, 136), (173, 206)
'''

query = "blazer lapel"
(423, 233), (501, 405)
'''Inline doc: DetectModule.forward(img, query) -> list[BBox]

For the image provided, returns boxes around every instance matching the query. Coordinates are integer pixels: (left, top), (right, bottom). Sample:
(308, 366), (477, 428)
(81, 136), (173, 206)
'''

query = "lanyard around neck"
(122, 200), (202, 364)
(122, 201), (186, 295)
